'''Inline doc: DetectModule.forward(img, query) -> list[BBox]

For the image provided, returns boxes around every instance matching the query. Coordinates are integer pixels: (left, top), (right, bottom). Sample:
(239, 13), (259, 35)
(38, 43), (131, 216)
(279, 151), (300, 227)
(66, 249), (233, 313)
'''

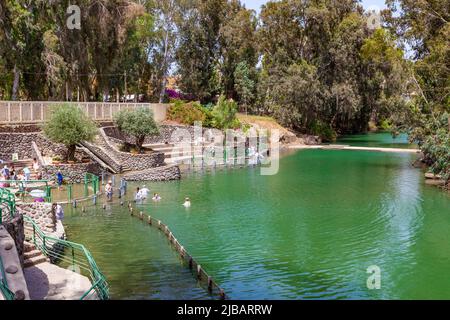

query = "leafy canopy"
(114, 107), (160, 150)
(43, 104), (97, 147)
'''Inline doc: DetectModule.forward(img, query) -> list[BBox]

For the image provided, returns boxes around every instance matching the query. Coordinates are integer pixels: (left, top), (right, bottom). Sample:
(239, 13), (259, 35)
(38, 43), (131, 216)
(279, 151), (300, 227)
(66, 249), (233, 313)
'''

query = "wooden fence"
(0, 101), (168, 124)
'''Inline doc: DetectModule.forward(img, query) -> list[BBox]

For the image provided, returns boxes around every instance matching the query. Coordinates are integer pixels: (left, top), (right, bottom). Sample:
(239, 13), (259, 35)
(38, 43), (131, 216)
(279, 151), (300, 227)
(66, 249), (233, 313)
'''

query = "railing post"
(68, 184), (72, 202)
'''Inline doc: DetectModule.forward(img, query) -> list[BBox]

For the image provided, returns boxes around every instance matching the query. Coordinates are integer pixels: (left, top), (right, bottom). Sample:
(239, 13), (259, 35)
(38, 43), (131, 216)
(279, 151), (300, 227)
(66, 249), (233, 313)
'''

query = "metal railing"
(0, 101), (168, 124)
(0, 187), (109, 300)
(0, 188), (16, 224)
(0, 180), (52, 203)
(23, 215), (109, 300)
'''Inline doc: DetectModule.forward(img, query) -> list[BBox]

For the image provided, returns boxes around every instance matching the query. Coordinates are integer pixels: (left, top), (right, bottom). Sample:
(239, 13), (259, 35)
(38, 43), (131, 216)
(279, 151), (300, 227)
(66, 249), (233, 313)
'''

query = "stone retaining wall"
(42, 162), (102, 184)
(2, 215), (25, 267)
(103, 125), (222, 145)
(0, 132), (87, 162)
(123, 165), (181, 182)
(98, 128), (165, 171)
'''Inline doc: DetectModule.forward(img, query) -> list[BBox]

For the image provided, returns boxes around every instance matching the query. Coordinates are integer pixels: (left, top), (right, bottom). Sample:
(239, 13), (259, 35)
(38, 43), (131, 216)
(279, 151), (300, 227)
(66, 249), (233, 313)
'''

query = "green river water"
(63, 132), (450, 300)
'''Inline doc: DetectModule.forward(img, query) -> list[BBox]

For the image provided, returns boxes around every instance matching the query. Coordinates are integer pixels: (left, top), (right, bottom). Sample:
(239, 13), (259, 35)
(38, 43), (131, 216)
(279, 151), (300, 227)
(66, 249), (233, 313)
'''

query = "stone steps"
(24, 255), (49, 268)
(24, 250), (42, 260)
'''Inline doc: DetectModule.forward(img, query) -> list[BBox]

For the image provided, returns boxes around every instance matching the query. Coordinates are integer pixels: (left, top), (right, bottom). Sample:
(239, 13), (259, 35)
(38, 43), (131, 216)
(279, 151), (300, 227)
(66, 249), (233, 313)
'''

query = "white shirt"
(140, 188), (149, 198)
(56, 205), (64, 220)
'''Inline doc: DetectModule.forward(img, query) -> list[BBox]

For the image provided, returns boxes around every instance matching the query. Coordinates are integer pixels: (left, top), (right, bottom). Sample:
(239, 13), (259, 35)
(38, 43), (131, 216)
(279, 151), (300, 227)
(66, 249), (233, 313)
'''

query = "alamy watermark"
(66, 5), (81, 30)
(168, 122), (280, 176)
(367, 265), (381, 290)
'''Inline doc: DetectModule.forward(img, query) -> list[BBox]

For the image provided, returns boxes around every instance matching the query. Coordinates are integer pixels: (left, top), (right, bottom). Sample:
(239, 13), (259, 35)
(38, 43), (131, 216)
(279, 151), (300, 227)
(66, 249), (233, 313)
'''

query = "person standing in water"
(105, 180), (113, 201)
(183, 197), (191, 208)
(56, 170), (64, 189)
(152, 193), (161, 201)
(135, 187), (142, 202)
(140, 185), (150, 199)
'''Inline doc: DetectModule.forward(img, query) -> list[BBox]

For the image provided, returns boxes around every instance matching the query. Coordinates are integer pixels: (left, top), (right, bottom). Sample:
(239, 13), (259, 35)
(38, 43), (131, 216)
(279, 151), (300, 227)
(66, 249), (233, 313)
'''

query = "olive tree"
(43, 104), (97, 161)
(114, 107), (160, 152)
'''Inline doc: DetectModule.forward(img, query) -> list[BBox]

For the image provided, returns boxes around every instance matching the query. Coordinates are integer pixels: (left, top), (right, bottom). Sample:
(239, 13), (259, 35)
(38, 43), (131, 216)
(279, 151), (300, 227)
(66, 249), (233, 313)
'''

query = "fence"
(129, 205), (227, 300)
(0, 186), (109, 300)
(0, 101), (168, 124)
(24, 215), (109, 300)
(0, 188), (16, 224)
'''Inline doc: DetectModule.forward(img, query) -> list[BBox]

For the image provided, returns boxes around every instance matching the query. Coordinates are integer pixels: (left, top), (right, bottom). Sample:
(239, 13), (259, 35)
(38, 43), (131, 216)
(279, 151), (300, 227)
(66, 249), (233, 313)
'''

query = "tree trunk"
(67, 145), (76, 161)
(12, 64), (20, 101)
(136, 136), (145, 153)
(159, 26), (170, 103)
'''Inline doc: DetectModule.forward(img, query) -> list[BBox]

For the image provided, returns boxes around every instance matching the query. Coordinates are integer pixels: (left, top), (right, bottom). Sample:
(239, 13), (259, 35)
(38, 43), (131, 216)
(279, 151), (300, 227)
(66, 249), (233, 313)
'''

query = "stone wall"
(103, 125), (222, 145)
(42, 162), (102, 184)
(97, 128), (165, 171)
(0, 132), (87, 162)
(2, 215), (25, 267)
(123, 165), (181, 182)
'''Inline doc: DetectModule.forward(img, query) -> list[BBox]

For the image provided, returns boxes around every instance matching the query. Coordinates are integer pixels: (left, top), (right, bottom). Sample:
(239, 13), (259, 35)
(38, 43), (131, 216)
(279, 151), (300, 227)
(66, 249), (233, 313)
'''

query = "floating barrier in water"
(128, 204), (228, 300)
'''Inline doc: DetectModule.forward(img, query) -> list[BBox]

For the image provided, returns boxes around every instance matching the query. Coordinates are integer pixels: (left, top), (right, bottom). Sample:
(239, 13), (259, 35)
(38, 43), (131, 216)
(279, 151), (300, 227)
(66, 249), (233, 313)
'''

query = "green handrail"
(1, 187), (108, 300)
(23, 215), (109, 300)
(0, 188), (16, 224)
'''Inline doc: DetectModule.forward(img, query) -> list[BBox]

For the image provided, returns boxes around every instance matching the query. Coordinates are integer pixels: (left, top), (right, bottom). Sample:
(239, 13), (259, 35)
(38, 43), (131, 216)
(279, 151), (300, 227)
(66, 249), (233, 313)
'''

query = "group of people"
(0, 159), (42, 188)
(103, 179), (191, 208)
(135, 185), (162, 202)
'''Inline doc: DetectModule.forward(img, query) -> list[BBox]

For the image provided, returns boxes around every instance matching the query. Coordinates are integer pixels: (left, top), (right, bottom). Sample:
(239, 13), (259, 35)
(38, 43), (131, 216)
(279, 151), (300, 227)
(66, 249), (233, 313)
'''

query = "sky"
(242, 0), (387, 14)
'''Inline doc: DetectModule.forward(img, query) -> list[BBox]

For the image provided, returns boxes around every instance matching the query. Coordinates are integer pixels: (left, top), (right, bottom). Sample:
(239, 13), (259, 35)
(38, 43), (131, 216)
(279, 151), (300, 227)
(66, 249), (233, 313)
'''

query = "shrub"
(114, 107), (159, 153)
(309, 120), (337, 142)
(211, 95), (241, 129)
(43, 104), (97, 161)
(167, 100), (206, 125)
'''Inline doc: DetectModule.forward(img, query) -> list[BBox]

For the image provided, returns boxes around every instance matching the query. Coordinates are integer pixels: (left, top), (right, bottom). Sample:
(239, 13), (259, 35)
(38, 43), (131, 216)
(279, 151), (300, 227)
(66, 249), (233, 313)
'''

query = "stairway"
(146, 142), (205, 164)
(23, 241), (48, 268)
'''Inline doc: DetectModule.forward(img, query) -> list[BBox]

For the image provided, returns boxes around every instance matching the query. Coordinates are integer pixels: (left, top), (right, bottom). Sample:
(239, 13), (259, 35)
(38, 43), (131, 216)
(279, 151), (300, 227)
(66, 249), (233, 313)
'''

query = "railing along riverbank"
(0, 187), (109, 300)
(0, 101), (168, 124)
(127, 203), (228, 300)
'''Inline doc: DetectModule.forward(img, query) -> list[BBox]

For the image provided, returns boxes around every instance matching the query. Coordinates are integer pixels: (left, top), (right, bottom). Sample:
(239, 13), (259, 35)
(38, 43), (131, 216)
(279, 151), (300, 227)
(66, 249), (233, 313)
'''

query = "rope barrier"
(128, 204), (228, 300)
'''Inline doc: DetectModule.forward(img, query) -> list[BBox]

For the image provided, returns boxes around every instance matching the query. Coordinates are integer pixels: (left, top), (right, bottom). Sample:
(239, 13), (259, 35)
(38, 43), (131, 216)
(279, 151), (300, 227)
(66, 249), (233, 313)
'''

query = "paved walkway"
(24, 262), (96, 300)
(289, 144), (420, 154)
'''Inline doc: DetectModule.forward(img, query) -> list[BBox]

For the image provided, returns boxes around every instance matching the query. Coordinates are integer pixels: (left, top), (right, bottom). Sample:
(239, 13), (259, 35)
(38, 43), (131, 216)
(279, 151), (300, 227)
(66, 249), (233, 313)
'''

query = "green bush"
(167, 97), (241, 130)
(43, 104), (97, 161)
(211, 95), (241, 130)
(309, 121), (337, 142)
(167, 100), (206, 125)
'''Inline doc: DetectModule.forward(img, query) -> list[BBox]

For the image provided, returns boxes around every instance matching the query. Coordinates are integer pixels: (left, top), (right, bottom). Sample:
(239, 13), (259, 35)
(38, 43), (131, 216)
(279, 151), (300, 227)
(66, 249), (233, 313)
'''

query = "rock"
(6, 265), (18, 274)
(14, 290), (26, 300)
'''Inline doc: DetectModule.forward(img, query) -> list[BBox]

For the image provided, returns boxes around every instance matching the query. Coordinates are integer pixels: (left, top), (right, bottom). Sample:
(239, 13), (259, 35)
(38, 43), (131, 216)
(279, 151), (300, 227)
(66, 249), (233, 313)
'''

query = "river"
(63, 132), (450, 299)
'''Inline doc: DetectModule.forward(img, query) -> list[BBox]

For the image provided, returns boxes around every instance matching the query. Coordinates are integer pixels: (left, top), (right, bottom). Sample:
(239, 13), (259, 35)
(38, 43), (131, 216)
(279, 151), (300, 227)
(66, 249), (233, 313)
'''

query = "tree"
(234, 62), (255, 114)
(43, 104), (97, 161)
(114, 107), (160, 152)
